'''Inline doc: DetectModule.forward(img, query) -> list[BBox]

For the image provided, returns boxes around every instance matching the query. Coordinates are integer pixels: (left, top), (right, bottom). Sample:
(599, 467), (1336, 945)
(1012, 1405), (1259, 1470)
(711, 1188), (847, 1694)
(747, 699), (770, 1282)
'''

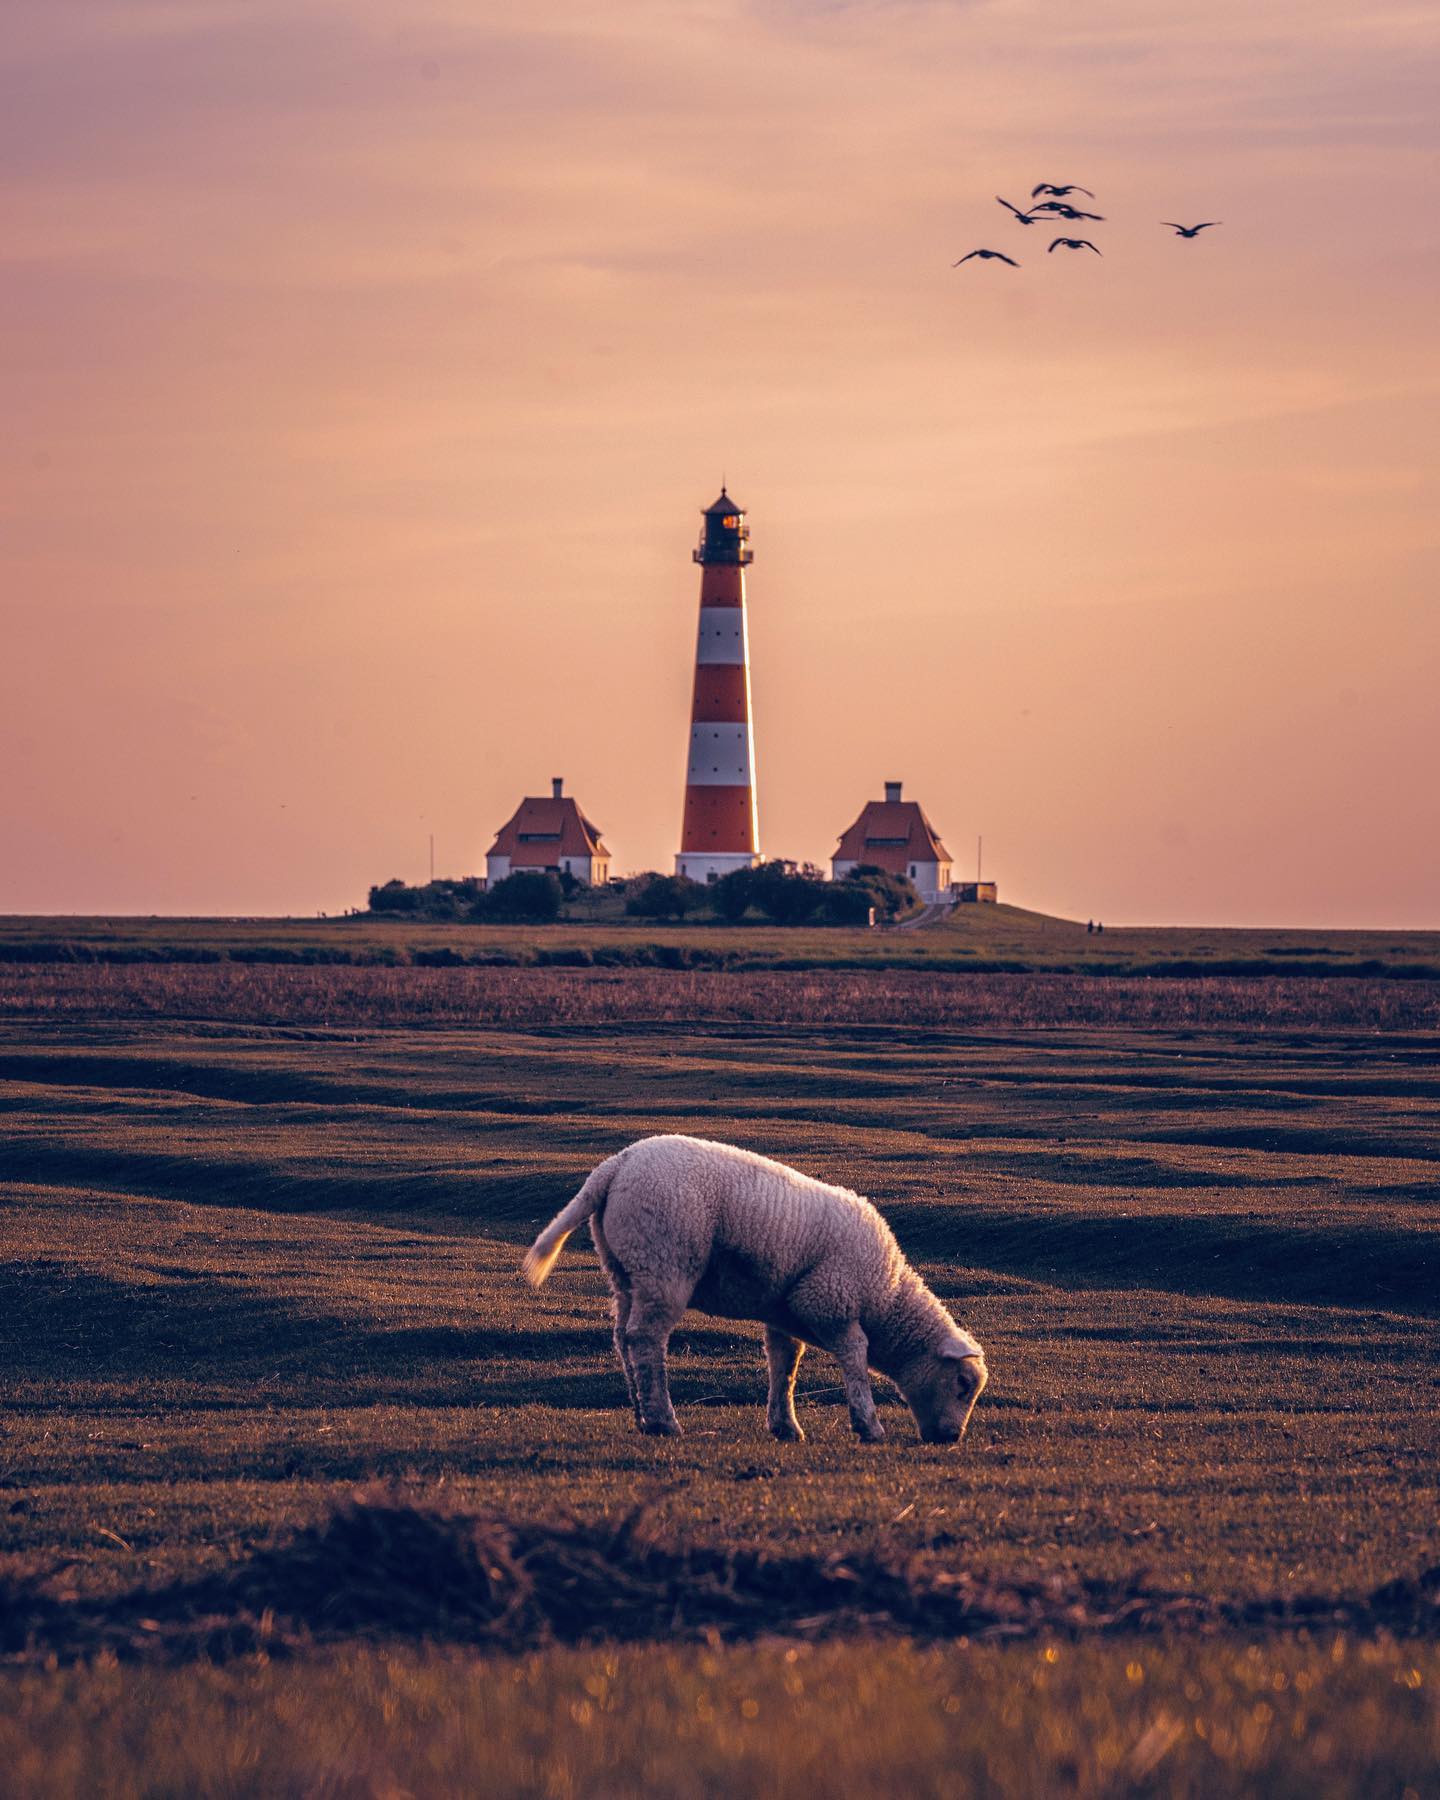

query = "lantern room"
(694, 488), (754, 566)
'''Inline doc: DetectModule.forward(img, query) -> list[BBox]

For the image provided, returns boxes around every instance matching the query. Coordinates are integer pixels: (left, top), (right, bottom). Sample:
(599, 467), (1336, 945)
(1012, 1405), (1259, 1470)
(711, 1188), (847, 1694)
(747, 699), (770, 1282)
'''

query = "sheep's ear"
(940, 1338), (983, 1361)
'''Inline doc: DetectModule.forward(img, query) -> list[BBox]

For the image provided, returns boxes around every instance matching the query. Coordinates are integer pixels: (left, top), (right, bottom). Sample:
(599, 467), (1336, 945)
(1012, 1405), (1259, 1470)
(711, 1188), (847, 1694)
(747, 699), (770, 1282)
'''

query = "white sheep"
(523, 1134), (987, 1444)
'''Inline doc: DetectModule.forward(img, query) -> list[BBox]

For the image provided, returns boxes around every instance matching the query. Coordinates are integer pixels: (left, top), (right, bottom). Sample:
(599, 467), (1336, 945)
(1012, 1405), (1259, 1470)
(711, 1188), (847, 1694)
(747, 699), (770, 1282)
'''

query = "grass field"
(1, 975), (1437, 1793)
(2, 902), (1437, 977)
(4, 961), (1440, 1036)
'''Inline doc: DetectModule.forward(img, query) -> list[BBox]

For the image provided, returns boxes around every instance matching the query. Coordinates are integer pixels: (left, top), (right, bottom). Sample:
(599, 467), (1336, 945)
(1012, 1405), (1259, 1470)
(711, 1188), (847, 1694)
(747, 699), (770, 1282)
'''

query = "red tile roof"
(488, 796), (609, 863)
(833, 799), (950, 875)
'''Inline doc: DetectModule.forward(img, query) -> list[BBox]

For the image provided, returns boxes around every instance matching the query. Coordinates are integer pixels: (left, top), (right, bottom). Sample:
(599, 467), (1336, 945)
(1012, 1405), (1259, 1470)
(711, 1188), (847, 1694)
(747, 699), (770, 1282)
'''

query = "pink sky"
(3, 0), (1437, 924)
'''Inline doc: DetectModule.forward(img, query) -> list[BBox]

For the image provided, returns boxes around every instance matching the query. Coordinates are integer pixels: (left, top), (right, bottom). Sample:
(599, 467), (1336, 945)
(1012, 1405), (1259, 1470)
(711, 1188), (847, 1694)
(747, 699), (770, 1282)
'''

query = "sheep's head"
(900, 1336), (988, 1445)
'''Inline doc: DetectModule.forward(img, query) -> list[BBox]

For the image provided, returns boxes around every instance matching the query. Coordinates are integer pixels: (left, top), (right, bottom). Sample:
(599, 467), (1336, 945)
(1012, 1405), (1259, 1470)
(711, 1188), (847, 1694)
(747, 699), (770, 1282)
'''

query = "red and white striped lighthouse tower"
(675, 489), (761, 883)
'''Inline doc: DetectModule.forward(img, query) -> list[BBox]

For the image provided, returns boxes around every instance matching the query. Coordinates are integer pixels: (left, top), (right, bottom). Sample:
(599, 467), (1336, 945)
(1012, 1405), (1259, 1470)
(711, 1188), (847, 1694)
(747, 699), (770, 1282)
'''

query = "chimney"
(884, 781), (902, 803)
(552, 777), (564, 800)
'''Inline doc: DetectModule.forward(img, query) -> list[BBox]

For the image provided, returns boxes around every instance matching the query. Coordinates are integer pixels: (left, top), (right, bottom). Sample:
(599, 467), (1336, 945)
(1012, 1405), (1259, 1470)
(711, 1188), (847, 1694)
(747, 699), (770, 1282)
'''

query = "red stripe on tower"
(676, 489), (761, 883)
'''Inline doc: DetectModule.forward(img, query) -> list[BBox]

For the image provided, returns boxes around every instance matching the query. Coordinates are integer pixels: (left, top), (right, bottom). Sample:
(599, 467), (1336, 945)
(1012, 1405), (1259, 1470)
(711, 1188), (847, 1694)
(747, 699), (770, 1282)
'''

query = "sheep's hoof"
(639, 1418), (682, 1437)
(768, 1419), (805, 1443)
(854, 1421), (886, 1444)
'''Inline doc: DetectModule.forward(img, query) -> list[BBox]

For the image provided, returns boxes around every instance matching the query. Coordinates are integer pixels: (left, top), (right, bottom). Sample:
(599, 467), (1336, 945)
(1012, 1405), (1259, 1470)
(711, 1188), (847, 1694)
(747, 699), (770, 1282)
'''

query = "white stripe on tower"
(695, 608), (748, 664)
(686, 722), (753, 784)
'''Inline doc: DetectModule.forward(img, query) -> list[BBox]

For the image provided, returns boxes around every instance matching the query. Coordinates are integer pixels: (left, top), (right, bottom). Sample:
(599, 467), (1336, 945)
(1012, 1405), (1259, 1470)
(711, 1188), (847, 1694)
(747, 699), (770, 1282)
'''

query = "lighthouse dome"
(704, 489), (745, 515)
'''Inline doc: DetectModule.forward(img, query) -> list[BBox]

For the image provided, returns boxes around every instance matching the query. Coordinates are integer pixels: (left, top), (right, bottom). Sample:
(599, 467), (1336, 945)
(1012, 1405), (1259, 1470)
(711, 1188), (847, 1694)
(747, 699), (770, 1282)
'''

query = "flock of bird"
(953, 182), (1220, 268)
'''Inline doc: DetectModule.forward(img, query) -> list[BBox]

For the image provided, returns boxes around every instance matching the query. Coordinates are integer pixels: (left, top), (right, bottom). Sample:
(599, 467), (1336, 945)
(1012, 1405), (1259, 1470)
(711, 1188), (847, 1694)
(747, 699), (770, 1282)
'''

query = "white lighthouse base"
(675, 851), (760, 885)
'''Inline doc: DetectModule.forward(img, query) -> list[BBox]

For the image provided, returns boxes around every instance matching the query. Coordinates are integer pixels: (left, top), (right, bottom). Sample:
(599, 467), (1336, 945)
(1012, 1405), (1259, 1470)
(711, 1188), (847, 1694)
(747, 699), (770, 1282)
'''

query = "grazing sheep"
(523, 1134), (987, 1445)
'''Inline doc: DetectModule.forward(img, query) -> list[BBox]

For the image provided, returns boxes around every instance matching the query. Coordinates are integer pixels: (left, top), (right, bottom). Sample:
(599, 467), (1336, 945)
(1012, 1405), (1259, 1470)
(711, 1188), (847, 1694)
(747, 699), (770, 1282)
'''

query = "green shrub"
(842, 865), (919, 922)
(625, 875), (702, 921)
(367, 878), (487, 921)
(818, 883), (876, 926)
(484, 872), (563, 923)
(712, 868), (754, 922)
(368, 879), (424, 915)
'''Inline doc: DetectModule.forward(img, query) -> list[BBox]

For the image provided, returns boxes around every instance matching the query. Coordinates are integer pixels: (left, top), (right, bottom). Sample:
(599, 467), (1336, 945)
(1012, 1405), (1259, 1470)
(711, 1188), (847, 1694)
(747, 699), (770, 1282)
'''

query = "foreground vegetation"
(4, 1637), (1437, 1798)
(1, 987), (1436, 1790)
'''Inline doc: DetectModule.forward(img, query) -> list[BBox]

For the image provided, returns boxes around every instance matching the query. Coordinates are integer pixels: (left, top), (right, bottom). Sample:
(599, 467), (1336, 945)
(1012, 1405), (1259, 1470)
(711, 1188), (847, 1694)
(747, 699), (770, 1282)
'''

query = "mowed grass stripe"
(5, 1026), (1435, 1164)
(2, 1023), (1436, 1316)
(2, 1122), (1434, 1313)
(5, 1025), (1440, 1103)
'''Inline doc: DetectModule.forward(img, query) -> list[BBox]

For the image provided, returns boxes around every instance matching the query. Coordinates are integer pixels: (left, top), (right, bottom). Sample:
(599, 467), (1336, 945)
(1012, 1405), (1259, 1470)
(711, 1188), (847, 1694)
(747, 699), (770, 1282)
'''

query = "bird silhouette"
(996, 196), (1046, 224)
(952, 248), (1019, 266)
(1048, 237), (1101, 254)
(1032, 183), (1095, 199)
(1032, 202), (1105, 222)
(1163, 221), (1220, 237)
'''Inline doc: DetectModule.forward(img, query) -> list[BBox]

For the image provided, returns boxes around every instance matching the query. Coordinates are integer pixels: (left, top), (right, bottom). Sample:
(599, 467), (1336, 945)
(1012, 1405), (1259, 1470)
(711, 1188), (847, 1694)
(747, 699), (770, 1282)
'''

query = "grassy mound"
(5, 1493), (1438, 1667)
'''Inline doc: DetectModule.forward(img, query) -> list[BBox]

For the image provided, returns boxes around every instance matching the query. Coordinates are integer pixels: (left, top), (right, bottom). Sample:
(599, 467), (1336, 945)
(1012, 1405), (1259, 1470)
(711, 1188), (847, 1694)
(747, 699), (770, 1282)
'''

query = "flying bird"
(1048, 237), (1101, 254)
(1027, 201), (1106, 221)
(1032, 183), (1095, 199)
(952, 248), (1019, 266)
(996, 196), (1046, 224)
(1163, 221), (1220, 237)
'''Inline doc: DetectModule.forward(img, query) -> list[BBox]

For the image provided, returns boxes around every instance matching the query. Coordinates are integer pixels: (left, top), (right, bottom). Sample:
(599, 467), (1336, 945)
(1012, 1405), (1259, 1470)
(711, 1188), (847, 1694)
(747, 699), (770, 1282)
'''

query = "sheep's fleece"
(524, 1134), (987, 1444)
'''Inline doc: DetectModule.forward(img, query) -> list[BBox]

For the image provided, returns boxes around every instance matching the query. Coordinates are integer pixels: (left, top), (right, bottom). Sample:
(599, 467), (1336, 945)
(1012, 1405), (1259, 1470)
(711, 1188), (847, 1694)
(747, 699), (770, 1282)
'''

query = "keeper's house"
(486, 778), (611, 887)
(832, 780), (953, 903)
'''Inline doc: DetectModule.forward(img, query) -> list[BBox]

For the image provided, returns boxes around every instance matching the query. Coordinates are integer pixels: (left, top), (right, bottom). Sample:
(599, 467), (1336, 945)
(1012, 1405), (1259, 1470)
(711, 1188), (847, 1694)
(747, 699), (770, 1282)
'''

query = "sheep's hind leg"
(591, 1216), (643, 1424)
(610, 1284), (642, 1423)
(764, 1327), (806, 1442)
(624, 1295), (685, 1437)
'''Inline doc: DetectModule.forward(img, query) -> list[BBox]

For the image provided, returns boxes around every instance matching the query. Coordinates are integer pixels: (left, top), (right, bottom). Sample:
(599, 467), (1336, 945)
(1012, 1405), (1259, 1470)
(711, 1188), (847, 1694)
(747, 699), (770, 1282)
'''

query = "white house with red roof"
(831, 780), (953, 903)
(486, 779), (611, 887)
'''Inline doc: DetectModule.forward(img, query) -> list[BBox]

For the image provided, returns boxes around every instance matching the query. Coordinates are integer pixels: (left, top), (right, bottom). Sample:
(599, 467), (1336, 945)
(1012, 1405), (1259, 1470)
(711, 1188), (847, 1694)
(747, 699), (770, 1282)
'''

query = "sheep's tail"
(522, 1151), (626, 1288)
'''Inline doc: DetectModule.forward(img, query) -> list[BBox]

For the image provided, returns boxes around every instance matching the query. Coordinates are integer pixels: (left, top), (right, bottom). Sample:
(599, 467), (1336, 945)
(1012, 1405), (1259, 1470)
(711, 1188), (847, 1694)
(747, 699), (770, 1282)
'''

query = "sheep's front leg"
(624, 1297), (684, 1437)
(764, 1327), (806, 1442)
(830, 1322), (885, 1443)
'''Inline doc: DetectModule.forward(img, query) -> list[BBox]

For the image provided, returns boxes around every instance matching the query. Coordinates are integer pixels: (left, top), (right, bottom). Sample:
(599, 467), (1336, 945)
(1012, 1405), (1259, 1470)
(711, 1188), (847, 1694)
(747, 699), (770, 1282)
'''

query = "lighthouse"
(676, 489), (761, 883)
